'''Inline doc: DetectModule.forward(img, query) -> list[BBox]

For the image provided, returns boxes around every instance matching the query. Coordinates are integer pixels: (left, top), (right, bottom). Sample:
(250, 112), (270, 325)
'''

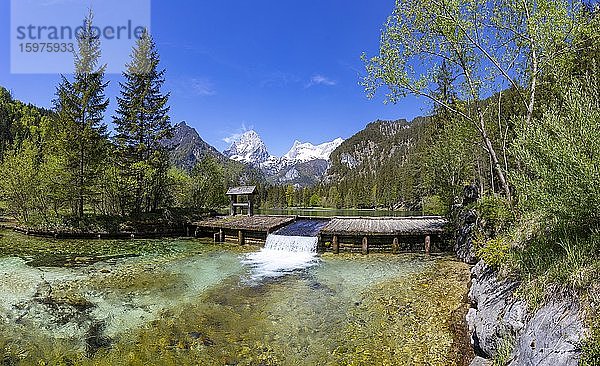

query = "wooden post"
(392, 237), (399, 254)
(238, 230), (245, 246)
(229, 196), (235, 216)
(425, 235), (431, 255)
(332, 235), (339, 254)
(362, 236), (369, 255)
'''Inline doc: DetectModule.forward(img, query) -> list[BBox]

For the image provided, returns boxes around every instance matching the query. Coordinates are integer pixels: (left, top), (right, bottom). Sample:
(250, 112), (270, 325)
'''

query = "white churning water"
(243, 234), (319, 281)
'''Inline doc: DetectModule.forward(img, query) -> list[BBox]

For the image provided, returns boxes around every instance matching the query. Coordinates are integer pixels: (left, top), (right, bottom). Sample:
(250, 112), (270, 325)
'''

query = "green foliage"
(476, 237), (510, 269)
(113, 30), (173, 215)
(581, 320), (600, 366)
(309, 193), (321, 207)
(189, 156), (228, 209)
(473, 195), (515, 237)
(166, 167), (193, 208)
(285, 185), (295, 208)
(422, 196), (446, 216)
(327, 186), (341, 209)
(0, 87), (13, 160)
(493, 336), (515, 366)
(466, 195), (515, 270)
(52, 11), (109, 219)
(512, 77), (600, 229)
(511, 229), (600, 305)
(0, 142), (44, 223)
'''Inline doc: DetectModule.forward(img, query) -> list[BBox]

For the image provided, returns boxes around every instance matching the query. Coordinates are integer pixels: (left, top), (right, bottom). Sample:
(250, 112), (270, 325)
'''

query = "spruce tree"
(114, 30), (172, 214)
(0, 88), (13, 161)
(53, 11), (109, 220)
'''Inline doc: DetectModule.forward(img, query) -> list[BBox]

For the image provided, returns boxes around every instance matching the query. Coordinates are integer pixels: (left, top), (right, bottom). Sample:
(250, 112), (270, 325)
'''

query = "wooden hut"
(226, 186), (257, 216)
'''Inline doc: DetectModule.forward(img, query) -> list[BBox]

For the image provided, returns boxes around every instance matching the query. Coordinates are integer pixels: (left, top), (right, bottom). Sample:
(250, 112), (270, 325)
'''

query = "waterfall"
(264, 234), (318, 252)
(243, 234), (319, 281)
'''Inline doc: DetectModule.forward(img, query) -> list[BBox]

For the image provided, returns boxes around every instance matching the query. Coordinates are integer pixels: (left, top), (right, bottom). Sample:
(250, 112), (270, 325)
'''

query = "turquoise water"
(0, 230), (470, 365)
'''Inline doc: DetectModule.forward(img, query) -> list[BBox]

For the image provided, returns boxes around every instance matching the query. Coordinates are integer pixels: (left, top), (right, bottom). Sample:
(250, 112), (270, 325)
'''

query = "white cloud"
(222, 122), (253, 144)
(306, 74), (337, 88)
(223, 133), (242, 145)
(189, 78), (216, 96)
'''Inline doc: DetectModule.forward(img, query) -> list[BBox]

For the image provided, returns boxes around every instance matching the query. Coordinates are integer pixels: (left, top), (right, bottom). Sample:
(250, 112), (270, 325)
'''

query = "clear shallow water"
(0, 230), (471, 365)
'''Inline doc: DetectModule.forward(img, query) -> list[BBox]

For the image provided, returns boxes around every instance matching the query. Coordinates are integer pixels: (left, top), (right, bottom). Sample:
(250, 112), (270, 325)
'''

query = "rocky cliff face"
(453, 184), (586, 366)
(454, 208), (479, 265)
(452, 184), (481, 264)
(466, 261), (586, 366)
(163, 121), (227, 170)
(224, 130), (272, 165)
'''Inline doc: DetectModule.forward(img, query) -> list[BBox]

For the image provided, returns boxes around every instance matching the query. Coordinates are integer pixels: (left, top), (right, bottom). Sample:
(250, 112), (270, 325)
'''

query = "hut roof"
(226, 186), (257, 195)
(320, 216), (447, 236)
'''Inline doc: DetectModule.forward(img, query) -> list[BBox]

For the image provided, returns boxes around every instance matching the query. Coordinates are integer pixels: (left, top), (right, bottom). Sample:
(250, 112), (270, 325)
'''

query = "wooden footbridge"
(319, 216), (446, 254)
(189, 215), (448, 254)
(191, 215), (295, 245)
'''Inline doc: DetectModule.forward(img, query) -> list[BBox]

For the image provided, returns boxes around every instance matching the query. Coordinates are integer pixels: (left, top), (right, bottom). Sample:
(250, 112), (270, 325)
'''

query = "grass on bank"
(473, 204), (600, 365)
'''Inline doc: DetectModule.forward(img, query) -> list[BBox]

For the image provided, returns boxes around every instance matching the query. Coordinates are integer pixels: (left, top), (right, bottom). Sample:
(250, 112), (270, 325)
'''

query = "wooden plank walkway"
(320, 216), (446, 236)
(192, 215), (295, 233)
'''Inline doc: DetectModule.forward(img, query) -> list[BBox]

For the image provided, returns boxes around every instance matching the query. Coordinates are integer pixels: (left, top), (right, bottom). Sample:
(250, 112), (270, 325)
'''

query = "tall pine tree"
(53, 10), (109, 220)
(114, 30), (172, 214)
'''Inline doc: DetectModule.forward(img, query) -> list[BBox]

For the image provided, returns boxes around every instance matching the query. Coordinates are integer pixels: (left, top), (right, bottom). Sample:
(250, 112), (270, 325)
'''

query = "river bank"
(454, 205), (594, 365)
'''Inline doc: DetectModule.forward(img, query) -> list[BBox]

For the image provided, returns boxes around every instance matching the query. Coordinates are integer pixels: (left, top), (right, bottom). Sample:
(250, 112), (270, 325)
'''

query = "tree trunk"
(78, 117), (85, 219)
(478, 113), (511, 200)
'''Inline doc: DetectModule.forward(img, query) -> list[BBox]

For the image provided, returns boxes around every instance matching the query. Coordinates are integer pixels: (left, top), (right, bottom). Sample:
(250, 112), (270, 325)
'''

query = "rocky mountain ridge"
(163, 121), (227, 171)
(223, 129), (344, 187)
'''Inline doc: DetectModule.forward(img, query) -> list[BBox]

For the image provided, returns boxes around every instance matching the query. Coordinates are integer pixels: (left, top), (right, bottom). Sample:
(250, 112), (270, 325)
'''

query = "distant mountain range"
(222, 130), (344, 186)
(166, 118), (426, 188)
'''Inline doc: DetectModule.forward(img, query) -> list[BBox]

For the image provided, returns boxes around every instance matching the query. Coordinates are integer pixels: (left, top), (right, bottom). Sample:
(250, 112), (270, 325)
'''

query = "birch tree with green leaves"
(362, 0), (584, 200)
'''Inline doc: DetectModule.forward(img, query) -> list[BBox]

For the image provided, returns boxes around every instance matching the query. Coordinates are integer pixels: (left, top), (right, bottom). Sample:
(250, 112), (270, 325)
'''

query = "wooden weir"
(189, 215), (448, 254)
(318, 216), (447, 254)
(190, 215), (295, 245)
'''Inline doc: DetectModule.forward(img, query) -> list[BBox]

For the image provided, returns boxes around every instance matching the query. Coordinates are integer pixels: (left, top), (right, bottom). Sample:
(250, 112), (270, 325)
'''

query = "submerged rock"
(85, 321), (111, 356)
(34, 279), (53, 300)
(470, 356), (492, 366)
(467, 260), (586, 366)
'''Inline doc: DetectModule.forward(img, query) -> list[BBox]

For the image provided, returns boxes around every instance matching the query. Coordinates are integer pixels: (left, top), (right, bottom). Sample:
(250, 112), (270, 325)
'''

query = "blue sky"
(0, 0), (427, 156)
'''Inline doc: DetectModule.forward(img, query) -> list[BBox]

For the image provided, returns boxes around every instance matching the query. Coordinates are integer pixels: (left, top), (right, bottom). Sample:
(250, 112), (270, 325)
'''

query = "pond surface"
(0, 230), (471, 365)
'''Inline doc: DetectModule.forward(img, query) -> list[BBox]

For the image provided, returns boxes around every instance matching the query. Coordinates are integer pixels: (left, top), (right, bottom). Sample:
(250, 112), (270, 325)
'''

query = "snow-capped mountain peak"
(282, 137), (344, 163)
(222, 130), (344, 186)
(223, 130), (272, 165)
